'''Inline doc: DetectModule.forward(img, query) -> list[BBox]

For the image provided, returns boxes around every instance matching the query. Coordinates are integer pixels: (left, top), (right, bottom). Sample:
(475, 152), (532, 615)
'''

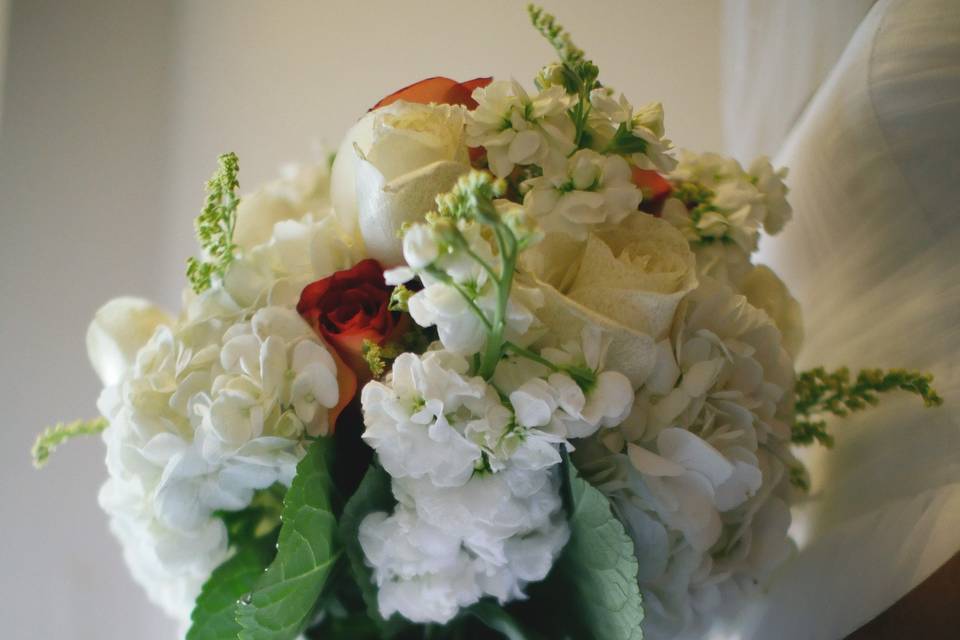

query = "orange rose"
(297, 259), (401, 398)
(371, 75), (493, 111)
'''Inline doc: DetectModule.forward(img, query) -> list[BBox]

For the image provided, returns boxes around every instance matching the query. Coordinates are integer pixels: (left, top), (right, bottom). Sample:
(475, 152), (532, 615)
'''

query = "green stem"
(504, 341), (561, 372)
(424, 266), (493, 331)
(478, 223), (518, 379)
(464, 245), (500, 282)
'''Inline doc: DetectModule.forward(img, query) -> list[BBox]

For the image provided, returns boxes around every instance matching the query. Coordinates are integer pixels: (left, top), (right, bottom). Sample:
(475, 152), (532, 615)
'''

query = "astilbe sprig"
(792, 366), (943, 448)
(31, 417), (108, 468)
(187, 152), (241, 294)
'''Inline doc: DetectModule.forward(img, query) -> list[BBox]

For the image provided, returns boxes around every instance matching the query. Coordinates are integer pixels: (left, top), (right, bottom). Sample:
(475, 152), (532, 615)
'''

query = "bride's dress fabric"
(711, 0), (960, 637)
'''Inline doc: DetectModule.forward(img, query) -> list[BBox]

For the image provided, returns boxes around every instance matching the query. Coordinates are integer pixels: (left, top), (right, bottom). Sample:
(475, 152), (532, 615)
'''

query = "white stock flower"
(361, 349), (486, 487)
(388, 220), (543, 356)
(522, 149), (641, 240)
(466, 80), (575, 178)
(664, 151), (792, 253)
(748, 156), (792, 235)
(506, 328), (635, 440)
(359, 467), (569, 624)
(587, 87), (676, 172)
(359, 345), (578, 624)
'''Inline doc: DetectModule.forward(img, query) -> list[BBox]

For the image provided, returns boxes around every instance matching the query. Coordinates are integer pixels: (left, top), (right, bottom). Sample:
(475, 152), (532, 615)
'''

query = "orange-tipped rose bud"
(371, 76), (493, 111)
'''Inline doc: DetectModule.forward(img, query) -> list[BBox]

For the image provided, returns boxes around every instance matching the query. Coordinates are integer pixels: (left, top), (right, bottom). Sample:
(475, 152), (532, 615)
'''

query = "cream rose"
(524, 214), (698, 387)
(330, 102), (471, 265)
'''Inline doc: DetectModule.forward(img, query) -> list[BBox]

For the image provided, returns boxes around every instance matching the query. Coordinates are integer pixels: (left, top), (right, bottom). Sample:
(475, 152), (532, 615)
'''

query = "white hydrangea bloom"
(587, 87), (676, 172)
(466, 80), (575, 178)
(577, 278), (797, 639)
(386, 220), (543, 356)
(95, 305), (340, 621)
(522, 149), (642, 240)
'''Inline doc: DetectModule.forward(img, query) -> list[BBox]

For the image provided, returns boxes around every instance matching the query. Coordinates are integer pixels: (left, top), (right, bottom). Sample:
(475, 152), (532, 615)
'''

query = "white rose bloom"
(466, 80), (575, 178)
(524, 215), (697, 386)
(522, 149), (641, 240)
(575, 278), (798, 638)
(92, 304), (338, 622)
(331, 101), (471, 264)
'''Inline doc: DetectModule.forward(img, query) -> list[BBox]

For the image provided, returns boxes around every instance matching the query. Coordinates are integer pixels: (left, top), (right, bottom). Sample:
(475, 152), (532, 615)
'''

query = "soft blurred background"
(0, 1), (878, 638)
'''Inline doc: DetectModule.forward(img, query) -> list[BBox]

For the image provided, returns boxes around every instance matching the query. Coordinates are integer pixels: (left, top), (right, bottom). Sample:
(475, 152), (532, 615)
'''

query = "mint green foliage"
(188, 486), (286, 638)
(792, 366), (943, 448)
(187, 544), (275, 640)
(542, 459), (644, 640)
(527, 5), (599, 148)
(337, 464), (409, 638)
(187, 152), (241, 293)
(236, 438), (341, 640)
(31, 417), (108, 468)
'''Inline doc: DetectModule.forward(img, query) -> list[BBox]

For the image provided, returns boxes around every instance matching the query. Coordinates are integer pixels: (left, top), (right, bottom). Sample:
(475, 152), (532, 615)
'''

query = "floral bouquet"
(34, 6), (942, 640)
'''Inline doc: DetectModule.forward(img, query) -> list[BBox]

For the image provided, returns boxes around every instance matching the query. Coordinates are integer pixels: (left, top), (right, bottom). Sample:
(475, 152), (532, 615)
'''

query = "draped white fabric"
(715, 0), (960, 637)
(720, 0), (877, 162)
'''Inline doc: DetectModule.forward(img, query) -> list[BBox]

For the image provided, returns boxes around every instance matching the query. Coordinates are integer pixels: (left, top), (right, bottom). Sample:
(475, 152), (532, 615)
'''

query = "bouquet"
(34, 6), (942, 639)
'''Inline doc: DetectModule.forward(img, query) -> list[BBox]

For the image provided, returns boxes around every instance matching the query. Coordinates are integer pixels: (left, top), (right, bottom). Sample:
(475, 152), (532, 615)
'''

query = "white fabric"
(719, 0), (960, 637)
(721, 0), (877, 163)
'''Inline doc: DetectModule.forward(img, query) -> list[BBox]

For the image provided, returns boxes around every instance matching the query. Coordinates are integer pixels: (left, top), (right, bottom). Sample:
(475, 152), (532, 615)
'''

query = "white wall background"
(0, 2), (723, 638)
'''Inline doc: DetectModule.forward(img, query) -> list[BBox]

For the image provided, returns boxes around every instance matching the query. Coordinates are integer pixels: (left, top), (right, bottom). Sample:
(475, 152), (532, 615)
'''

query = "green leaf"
(552, 460), (644, 640)
(31, 417), (108, 468)
(337, 463), (408, 637)
(187, 543), (273, 640)
(236, 438), (341, 640)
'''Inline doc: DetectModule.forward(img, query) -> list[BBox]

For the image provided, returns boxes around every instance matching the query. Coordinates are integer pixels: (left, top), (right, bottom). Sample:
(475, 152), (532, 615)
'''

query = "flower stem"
(478, 223), (518, 379)
(504, 341), (561, 372)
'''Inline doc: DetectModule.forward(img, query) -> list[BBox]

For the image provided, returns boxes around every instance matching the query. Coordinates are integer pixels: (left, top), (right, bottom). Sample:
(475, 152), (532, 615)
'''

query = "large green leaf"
(551, 460), (644, 640)
(236, 437), (341, 639)
(337, 462), (408, 638)
(186, 544), (273, 640)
